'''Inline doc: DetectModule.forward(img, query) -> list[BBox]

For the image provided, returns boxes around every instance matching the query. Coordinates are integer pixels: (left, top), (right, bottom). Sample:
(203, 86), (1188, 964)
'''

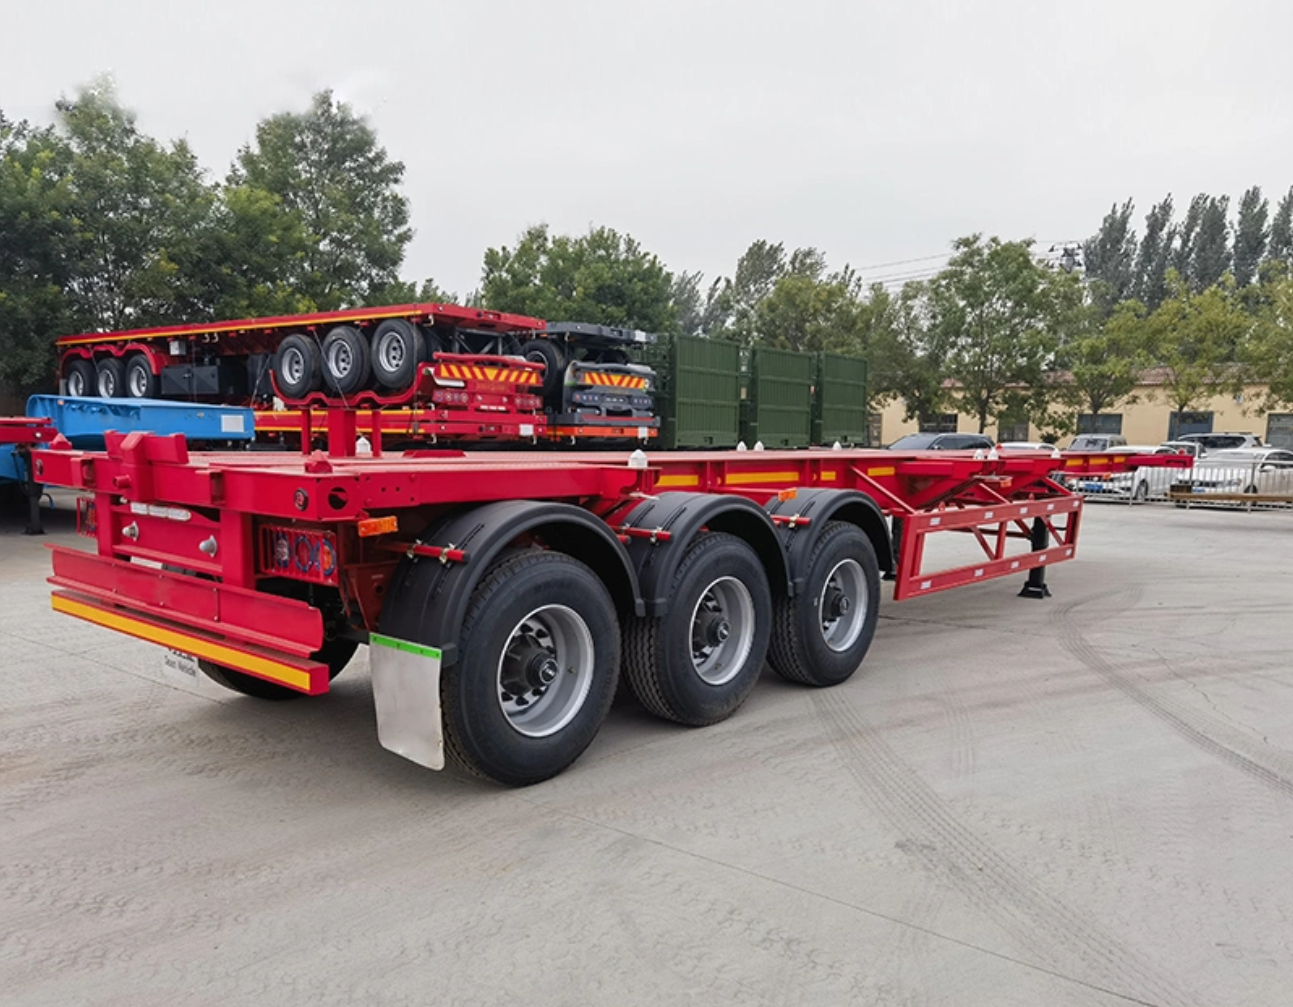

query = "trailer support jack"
(1018, 517), (1052, 599)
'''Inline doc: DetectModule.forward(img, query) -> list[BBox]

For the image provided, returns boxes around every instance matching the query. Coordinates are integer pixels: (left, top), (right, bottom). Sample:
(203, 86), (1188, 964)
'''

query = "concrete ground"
(2, 492), (1292, 1007)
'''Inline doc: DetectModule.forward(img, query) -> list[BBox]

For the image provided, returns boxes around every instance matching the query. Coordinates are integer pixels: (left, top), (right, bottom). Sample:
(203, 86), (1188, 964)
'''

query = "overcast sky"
(7, 0), (1293, 296)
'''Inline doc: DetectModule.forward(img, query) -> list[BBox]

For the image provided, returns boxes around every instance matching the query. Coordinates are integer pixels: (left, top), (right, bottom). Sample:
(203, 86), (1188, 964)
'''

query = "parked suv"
(1067, 433), (1128, 451)
(887, 432), (996, 451)
(1175, 432), (1262, 454)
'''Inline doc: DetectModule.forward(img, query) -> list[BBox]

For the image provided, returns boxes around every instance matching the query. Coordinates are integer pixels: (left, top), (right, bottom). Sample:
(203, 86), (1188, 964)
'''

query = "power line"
(851, 252), (950, 274)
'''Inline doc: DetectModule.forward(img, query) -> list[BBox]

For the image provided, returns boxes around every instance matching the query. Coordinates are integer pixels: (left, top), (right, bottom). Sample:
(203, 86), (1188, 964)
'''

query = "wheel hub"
(496, 606), (595, 738)
(818, 558), (867, 653)
(694, 608), (731, 648)
(689, 576), (756, 686)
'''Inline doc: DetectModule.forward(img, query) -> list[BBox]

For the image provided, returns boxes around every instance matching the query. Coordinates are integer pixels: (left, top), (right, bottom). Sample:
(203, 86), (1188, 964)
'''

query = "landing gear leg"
(1018, 517), (1052, 599)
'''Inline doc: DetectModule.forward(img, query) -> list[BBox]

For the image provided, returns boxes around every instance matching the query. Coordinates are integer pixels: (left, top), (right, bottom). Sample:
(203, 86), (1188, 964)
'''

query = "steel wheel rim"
(819, 558), (867, 653)
(689, 575), (755, 685)
(97, 370), (115, 397)
(496, 604), (595, 738)
(376, 331), (405, 373)
(282, 347), (305, 385)
(327, 340), (353, 378)
(68, 370), (85, 396)
(128, 364), (147, 397)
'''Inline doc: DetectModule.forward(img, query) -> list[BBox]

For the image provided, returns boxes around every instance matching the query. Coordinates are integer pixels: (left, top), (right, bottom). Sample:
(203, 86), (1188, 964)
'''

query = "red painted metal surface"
(0, 417), (56, 445)
(49, 547), (324, 656)
(55, 303), (546, 348)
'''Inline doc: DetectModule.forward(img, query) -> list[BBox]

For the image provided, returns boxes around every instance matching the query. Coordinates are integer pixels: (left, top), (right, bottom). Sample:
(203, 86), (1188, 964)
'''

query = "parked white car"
(1066, 433), (1128, 451)
(1170, 448), (1293, 500)
(997, 441), (1057, 452)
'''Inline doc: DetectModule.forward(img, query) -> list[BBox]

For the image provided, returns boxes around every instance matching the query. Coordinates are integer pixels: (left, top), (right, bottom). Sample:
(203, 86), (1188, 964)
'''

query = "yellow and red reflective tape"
(581, 372), (646, 389)
(51, 593), (315, 692)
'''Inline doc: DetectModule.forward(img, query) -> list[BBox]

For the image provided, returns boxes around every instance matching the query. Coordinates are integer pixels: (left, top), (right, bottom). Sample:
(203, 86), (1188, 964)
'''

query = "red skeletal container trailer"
(26, 409), (1191, 785)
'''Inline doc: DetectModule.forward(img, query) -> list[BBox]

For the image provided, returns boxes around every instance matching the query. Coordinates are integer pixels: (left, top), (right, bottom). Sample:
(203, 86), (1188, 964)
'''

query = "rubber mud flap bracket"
(370, 633), (444, 770)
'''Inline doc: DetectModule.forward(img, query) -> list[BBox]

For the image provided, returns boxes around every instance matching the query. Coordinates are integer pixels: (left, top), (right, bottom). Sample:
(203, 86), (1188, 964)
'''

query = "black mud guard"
(618, 492), (789, 617)
(764, 489), (894, 594)
(379, 500), (642, 667)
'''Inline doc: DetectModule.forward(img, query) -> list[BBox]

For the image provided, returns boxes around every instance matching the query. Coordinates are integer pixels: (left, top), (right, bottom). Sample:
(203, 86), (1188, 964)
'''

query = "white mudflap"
(369, 633), (445, 770)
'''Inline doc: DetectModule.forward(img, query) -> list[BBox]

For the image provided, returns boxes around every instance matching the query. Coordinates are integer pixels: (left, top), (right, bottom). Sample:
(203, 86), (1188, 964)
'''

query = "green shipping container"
(813, 352), (869, 445)
(654, 335), (742, 448)
(741, 346), (814, 448)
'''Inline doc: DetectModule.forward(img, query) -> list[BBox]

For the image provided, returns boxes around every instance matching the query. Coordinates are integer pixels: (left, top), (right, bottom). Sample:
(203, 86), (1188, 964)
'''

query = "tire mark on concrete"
(813, 689), (1203, 1007)
(1056, 588), (1293, 800)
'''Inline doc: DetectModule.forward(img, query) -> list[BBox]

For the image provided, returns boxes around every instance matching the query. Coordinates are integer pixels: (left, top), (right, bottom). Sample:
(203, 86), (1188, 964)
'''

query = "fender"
(617, 492), (789, 617)
(378, 500), (642, 667)
(764, 489), (894, 593)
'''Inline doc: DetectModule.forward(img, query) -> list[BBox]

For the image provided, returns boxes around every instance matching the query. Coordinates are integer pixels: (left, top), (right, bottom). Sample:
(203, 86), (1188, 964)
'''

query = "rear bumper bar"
(48, 547), (330, 694)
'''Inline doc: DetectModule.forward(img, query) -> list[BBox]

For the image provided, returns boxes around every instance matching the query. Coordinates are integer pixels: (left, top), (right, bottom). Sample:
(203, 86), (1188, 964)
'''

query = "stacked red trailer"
(55, 303), (660, 445)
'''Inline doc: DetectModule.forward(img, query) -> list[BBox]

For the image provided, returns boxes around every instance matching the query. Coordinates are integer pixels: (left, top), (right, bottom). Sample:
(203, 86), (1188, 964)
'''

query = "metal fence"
(1068, 459), (1293, 511)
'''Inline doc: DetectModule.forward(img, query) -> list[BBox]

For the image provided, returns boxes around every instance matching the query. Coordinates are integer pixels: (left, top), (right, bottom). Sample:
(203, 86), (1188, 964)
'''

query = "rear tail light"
(77, 497), (97, 538)
(259, 525), (340, 585)
(432, 389), (471, 405)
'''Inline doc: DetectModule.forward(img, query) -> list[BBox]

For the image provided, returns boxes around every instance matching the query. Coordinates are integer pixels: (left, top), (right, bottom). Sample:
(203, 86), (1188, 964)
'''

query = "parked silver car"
(1175, 432), (1263, 455)
(1171, 448), (1293, 499)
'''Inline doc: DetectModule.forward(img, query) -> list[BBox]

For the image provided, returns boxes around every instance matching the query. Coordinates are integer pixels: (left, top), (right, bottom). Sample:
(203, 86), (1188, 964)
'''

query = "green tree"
(1145, 274), (1249, 413)
(1242, 273), (1293, 407)
(367, 275), (455, 306)
(1134, 196), (1175, 309)
(748, 270), (856, 353)
(196, 184), (312, 319)
(1059, 299), (1152, 419)
(703, 239), (787, 340)
(927, 235), (1076, 432)
(232, 90), (411, 310)
(1232, 186), (1269, 287)
(669, 269), (705, 336)
(1191, 195), (1231, 290)
(1267, 187), (1293, 269)
(860, 281), (946, 421)
(1172, 194), (1207, 282)
(55, 79), (216, 330)
(1082, 198), (1137, 313)
(480, 224), (676, 332)
(0, 112), (75, 395)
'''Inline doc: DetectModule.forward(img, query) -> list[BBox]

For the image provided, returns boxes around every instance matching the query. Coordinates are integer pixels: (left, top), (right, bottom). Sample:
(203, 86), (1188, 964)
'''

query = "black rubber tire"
(623, 532), (771, 726)
(199, 636), (359, 701)
(520, 339), (567, 402)
(370, 319), (425, 391)
(65, 358), (96, 397)
(597, 348), (631, 365)
(321, 325), (372, 396)
(274, 333), (323, 398)
(768, 522), (880, 687)
(437, 550), (620, 785)
(124, 354), (158, 398)
(95, 357), (126, 398)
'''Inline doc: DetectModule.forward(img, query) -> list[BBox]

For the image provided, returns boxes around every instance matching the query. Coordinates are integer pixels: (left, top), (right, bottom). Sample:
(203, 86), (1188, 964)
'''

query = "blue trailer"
(2, 397), (254, 533)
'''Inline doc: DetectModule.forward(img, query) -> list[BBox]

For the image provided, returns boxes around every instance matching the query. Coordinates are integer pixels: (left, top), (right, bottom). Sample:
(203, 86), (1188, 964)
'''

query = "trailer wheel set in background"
(51, 303), (872, 449)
